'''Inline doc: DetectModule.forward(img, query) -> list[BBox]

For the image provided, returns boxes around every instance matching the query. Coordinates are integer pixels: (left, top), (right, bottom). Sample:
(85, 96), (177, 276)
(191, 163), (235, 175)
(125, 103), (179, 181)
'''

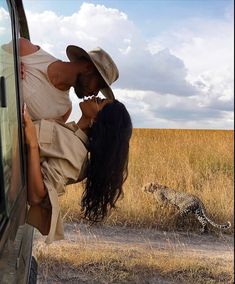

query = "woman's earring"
(89, 119), (94, 128)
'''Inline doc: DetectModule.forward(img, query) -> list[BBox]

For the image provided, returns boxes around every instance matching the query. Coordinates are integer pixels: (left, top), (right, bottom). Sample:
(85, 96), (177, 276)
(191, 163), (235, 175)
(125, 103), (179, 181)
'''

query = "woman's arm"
(23, 105), (47, 205)
(27, 145), (46, 205)
(62, 106), (72, 122)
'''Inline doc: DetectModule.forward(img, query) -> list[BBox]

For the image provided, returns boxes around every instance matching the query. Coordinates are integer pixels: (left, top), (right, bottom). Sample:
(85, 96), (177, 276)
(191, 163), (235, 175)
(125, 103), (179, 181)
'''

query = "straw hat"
(66, 45), (119, 100)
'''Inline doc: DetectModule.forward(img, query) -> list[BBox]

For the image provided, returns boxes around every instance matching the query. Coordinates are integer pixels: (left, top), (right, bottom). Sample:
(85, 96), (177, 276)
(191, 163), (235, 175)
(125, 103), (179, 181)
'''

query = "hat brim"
(66, 45), (115, 100)
(100, 87), (115, 100)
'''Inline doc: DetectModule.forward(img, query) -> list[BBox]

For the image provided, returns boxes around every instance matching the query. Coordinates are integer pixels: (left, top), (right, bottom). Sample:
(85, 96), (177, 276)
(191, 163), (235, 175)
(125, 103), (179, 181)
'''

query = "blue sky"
(1, 0), (234, 128)
(23, 0), (233, 36)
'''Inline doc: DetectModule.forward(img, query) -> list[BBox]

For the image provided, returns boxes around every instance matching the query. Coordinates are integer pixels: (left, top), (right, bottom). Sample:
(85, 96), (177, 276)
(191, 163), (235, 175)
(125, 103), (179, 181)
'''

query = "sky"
(1, 0), (234, 129)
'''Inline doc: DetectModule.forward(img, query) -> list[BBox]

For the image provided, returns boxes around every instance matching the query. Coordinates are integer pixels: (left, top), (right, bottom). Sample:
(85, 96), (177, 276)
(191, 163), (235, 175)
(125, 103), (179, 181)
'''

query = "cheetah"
(142, 182), (231, 233)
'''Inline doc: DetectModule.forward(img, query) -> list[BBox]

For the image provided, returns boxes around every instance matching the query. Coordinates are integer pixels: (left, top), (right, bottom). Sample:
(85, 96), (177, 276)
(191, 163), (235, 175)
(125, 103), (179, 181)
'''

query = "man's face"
(74, 71), (106, 99)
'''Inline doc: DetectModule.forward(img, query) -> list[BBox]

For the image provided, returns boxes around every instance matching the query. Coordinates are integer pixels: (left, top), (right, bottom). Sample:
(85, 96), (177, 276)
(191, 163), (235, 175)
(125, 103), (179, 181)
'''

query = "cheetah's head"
(141, 182), (155, 193)
(142, 182), (164, 194)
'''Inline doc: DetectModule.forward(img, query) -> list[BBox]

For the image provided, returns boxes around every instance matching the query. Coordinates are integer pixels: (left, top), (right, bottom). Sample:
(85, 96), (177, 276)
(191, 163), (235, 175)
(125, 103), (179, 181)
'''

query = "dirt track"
(33, 222), (234, 283)
(62, 223), (233, 260)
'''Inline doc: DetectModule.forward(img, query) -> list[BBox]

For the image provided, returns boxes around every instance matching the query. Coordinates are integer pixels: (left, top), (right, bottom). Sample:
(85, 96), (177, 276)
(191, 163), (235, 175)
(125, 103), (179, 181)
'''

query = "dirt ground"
(33, 222), (234, 283)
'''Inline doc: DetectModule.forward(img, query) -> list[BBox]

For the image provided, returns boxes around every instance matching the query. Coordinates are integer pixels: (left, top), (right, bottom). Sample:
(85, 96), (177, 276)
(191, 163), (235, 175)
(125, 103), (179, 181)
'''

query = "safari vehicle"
(0, 0), (37, 283)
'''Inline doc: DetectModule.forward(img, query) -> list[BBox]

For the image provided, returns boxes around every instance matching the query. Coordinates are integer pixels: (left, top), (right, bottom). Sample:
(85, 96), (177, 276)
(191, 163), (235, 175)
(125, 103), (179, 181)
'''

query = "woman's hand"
(23, 104), (38, 148)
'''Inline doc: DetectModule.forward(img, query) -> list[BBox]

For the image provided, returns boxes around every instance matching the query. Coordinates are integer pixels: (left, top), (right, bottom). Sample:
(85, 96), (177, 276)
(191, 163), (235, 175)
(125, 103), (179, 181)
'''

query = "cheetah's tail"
(201, 208), (231, 229)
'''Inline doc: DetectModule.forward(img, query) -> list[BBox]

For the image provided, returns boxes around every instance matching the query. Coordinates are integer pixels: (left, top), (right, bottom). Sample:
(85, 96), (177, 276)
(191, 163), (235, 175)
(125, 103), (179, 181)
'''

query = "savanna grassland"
(61, 129), (234, 231)
(34, 129), (234, 283)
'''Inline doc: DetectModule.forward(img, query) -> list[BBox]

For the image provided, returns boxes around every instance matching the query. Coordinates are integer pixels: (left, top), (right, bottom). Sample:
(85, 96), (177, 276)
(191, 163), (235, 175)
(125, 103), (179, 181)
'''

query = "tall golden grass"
(61, 129), (234, 232)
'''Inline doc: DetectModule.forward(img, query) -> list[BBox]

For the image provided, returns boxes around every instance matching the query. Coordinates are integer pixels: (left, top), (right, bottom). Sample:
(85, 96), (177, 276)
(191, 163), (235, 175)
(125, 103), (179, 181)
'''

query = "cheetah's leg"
(179, 207), (191, 217)
(195, 209), (208, 234)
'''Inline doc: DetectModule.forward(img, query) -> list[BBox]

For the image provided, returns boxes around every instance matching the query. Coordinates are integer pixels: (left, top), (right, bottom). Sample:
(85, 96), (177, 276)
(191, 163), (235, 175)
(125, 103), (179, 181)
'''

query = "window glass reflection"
(0, 0), (23, 214)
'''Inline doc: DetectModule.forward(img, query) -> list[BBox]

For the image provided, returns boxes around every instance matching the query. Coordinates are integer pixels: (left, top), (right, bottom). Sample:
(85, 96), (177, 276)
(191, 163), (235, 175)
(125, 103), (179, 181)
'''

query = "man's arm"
(19, 37), (39, 56)
(1, 38), (38, 55)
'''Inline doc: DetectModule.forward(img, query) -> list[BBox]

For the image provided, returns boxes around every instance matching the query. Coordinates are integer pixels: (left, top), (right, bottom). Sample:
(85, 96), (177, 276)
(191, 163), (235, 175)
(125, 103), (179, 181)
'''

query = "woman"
(24, 97), (132, 244)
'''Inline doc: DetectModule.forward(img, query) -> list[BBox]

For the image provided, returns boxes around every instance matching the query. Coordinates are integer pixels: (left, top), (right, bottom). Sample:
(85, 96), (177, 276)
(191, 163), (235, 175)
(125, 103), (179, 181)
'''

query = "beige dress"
(26, 120), (88, 244)
(21, 48), (72, 120)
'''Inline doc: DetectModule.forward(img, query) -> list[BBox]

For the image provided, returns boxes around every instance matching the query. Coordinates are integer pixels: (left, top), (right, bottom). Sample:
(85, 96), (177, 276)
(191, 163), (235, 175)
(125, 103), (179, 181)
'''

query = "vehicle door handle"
(0, 76), (7, 107)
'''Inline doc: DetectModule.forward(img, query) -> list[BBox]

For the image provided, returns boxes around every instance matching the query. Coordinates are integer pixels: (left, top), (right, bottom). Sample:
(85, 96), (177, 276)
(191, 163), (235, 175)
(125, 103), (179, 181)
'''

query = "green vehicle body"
(0, 0), (37, 283)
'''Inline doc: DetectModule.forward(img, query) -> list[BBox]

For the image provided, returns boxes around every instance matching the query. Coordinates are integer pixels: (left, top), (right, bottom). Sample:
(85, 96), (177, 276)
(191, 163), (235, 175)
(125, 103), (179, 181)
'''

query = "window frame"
(0, 0), (27, 235)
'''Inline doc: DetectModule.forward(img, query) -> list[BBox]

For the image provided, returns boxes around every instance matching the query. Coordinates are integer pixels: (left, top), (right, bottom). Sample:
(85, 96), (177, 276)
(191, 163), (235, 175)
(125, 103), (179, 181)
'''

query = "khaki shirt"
(26, 120), (88, 244)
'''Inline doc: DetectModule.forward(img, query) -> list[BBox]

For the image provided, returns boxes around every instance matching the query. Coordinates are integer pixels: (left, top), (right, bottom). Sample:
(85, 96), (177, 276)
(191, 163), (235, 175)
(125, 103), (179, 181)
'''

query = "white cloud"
(26, 3), (133, 57)
(26, 3), (198, 95)
(0, 7), (10, 39)
(148, 7), (234, 117)
(0, 7), (8, 18)
(22, 2), (234, 129)
(113, 88), (234, 129)
(0, 26), (5, 35)
(148, 14), (234, 77)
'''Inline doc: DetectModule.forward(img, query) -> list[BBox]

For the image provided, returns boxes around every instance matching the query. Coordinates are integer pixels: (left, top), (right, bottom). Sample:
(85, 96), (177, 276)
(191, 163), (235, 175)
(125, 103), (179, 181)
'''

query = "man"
(18, 38), (119, 121)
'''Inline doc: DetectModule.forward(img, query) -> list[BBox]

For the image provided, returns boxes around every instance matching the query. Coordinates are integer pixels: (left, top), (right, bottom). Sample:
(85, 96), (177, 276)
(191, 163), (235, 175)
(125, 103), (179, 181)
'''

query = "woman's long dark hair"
(81, 100), (132, 222)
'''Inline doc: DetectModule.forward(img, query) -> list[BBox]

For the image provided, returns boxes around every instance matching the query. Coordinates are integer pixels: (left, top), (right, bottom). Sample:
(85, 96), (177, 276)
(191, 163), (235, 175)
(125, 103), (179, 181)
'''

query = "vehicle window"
(0, 0), (24, 216)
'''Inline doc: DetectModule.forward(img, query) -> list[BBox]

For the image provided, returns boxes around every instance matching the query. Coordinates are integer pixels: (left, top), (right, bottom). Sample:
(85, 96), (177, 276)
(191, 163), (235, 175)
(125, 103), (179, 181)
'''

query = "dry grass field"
(61, 129), (234, 231)
(35, 227), (233, 284)
(34, 129), (234, 283)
